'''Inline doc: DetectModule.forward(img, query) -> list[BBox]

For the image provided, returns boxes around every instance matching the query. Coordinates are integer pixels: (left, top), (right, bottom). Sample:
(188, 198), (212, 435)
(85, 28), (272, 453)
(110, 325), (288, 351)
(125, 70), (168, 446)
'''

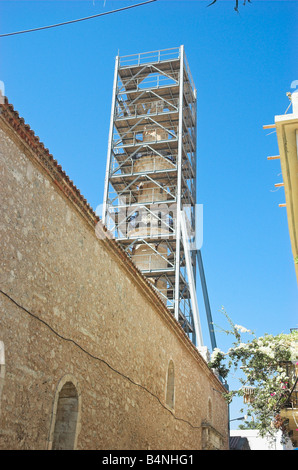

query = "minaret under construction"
(103, 46), (213, 348)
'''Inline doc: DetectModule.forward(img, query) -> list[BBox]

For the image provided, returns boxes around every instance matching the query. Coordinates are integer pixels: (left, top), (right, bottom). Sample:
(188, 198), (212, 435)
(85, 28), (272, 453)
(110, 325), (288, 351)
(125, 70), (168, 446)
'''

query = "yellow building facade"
(274, 91), (298, 283)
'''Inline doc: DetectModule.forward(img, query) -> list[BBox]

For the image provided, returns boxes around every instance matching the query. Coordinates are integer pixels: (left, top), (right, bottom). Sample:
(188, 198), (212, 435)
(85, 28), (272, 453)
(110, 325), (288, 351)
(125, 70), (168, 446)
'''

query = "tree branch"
(207, 0), (252, 13)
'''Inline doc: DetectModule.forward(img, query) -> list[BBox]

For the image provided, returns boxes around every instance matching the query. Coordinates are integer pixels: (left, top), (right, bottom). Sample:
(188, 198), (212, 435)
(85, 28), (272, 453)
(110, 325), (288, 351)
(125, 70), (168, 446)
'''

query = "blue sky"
(1, 0), (297, 426)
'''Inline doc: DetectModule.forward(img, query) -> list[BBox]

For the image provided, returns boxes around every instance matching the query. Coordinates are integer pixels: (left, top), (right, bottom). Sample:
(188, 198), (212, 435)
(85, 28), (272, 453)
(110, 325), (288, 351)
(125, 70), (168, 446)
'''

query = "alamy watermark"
(95, 202), (204, 251)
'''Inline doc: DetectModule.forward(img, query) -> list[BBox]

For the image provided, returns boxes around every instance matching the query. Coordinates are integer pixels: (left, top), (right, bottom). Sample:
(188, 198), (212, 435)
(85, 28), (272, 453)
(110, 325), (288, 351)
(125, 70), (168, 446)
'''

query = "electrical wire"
(0, 288), (202, 430)
(0, 0), (157, 38)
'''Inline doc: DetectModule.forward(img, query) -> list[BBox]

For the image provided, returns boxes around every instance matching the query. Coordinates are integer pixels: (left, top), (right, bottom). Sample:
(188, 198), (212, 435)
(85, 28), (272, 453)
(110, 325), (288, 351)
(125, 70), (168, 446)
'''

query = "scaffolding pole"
(196, 250), (217, 350)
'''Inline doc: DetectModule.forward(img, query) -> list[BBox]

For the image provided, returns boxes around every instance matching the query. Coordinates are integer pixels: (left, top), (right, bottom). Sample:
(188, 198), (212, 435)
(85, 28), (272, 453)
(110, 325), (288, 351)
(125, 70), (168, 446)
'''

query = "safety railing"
(119, 47), (180, 68)
(113, 126), (178, 148)
(108, 184), (177, 207)
(110, 151), (177, 176)
(117, 71), (179, 94)
(106, 204), (177, 239)
(129, 252), (175, 272)
(115, 97), (179, 119)
(183, 53), (196, 95)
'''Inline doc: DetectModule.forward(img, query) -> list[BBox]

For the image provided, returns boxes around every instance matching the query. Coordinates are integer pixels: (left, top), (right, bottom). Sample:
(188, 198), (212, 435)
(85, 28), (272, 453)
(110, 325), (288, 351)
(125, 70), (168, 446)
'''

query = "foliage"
(208, 309), (298, 441)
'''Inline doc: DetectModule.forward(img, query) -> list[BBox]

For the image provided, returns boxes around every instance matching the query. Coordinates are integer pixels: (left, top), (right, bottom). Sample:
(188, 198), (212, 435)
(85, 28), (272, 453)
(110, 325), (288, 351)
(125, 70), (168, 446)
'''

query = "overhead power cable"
(0, 0), (157, 38)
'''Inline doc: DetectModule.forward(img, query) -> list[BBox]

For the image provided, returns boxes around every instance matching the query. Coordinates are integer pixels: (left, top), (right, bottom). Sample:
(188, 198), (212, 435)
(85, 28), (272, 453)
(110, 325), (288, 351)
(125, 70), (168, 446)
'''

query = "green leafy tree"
(208, 309), (298, 442)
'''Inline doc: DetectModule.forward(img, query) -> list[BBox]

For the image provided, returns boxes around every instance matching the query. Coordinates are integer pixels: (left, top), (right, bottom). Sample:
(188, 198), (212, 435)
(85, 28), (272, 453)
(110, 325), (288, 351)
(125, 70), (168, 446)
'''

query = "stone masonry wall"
(0, 107), (229, 450)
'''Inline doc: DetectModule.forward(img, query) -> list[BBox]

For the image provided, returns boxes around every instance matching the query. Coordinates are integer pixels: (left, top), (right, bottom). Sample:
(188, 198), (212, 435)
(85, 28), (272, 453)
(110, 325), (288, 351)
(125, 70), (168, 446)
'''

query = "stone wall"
(0, 103), (229, 450)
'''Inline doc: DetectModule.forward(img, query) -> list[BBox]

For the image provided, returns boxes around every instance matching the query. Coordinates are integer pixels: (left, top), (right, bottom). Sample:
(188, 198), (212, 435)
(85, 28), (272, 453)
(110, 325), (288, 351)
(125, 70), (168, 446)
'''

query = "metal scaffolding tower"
(103, 46), (211, 347)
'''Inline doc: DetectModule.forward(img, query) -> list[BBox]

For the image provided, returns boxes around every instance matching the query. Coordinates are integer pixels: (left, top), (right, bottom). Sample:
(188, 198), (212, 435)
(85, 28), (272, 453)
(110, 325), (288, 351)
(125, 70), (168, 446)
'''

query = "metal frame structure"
(103, 46), (211, 347)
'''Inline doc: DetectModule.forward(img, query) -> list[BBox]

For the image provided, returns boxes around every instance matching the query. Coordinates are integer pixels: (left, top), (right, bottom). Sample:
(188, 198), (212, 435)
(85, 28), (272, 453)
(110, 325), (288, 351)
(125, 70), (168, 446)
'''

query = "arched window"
(166, 360), (175, 409)
(49, 376), (81, 450)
